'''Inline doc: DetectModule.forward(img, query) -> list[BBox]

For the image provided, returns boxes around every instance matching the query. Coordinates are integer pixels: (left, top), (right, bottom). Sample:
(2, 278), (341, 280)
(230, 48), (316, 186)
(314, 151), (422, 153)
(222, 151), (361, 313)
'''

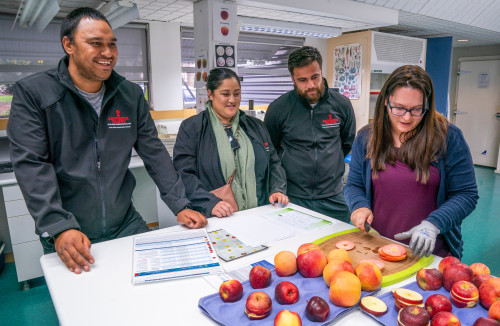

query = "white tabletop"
(40, 203), (439, 326)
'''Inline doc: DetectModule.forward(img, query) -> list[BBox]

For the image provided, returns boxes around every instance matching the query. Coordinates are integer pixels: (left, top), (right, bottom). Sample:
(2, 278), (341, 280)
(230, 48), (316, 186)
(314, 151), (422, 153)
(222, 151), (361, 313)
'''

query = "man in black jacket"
(7, 8), (206, 274)
(264, 46), (356, 222)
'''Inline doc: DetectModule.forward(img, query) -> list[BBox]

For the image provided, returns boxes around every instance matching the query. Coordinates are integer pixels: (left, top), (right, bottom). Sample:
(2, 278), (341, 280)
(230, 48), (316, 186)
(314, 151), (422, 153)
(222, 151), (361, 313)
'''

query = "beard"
(295, 81), (325, 104)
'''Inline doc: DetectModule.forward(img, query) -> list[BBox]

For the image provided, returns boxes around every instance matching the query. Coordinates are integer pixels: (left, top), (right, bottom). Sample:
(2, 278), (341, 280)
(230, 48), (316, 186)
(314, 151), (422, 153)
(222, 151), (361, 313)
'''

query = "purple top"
(371, 160), (451, 257)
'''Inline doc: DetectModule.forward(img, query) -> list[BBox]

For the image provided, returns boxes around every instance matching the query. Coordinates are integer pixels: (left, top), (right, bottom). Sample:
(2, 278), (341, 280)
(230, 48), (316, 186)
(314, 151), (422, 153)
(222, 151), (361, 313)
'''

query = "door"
(455, 59), (500, 167)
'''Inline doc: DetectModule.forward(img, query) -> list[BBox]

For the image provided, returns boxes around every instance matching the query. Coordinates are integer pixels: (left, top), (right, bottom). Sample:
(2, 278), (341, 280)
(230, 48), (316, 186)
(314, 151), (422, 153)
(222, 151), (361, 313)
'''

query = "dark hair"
(367, 65), (448, 183)
(60, 7), (111, 52)
(287, 46), (322, 75)
(206, 68), (240, 92)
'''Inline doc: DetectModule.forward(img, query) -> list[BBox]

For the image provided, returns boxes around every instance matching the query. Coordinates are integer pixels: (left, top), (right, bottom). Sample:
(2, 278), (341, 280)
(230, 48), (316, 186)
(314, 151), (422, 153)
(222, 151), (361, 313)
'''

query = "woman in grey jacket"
(173, 68), (288, 217)
(345, 65), (478, 259)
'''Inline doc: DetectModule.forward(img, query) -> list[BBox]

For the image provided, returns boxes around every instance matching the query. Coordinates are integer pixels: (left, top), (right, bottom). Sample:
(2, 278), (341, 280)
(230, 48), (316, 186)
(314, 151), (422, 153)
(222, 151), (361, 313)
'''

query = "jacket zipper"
(95, 125), (106, 235)
(311, 109), (318, 197)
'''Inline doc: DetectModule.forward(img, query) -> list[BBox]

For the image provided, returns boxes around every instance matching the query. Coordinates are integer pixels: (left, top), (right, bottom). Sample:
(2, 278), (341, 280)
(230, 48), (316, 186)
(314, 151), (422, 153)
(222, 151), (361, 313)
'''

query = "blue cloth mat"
(362, 281), (489, 325)
(198, 269), (379, 325)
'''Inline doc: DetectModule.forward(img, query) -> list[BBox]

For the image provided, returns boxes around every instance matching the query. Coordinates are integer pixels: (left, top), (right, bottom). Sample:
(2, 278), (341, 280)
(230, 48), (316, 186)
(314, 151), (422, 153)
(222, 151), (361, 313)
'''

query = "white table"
(40, 203), (439, 326)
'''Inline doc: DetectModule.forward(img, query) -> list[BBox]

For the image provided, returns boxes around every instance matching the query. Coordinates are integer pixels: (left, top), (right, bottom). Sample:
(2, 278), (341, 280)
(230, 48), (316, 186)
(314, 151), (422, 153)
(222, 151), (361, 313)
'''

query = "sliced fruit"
(395, 298), (424, 312)
(360, 296), (388, 317)
(379, 245), (407, 262)
(336, 240), (355, 250)
(360, 259), (385, 270)
(393, 288), (424, 305)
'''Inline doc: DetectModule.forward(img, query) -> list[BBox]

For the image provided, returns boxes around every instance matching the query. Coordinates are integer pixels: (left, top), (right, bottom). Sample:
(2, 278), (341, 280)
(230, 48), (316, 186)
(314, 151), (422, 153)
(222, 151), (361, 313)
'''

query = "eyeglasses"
(224, 127), (240, 152)
(387, 100), (428, 117)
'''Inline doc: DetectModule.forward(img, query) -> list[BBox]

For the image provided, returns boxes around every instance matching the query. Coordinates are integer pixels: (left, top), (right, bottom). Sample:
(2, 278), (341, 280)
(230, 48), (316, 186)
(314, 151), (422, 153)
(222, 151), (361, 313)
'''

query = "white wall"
(149, 21), (184, 111)
(305, 37), (328, 73)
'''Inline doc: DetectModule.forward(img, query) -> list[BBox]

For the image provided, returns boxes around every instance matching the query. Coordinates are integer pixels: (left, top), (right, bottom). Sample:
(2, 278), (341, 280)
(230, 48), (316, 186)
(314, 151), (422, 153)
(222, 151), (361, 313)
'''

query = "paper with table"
(132, 229), (224, 284)
(222, 207), (333, 247)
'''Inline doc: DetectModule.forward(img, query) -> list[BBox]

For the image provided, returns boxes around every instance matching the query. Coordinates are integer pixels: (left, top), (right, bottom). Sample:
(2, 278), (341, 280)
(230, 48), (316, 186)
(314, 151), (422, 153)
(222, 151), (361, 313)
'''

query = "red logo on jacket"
(107, 110), (132, 129)
(108, 110), (129, 124)
(321, 114), (340, 128)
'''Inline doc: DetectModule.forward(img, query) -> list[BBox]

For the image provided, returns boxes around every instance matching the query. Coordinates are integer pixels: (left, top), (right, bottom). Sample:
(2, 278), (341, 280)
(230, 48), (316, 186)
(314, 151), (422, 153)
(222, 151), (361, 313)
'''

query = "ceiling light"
(99, 1), (140, 29)
(457, 39), (468, 42)
(14, 0), (60, 32)
(239, 17), (341, 39)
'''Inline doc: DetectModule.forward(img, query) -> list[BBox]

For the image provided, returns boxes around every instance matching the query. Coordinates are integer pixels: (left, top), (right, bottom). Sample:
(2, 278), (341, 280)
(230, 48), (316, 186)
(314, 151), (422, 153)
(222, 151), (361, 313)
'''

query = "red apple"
(398, 305), (431, 326)
(249, 265), (271, 289)
(479, 277), (500, 309)
(297, 248), (327, 278)
(417, 268), (443, 291)
(425, 294), (452, 318)
(443, 263), (473, 291)
(305, 296), (330, 322)
(296, 243), (321, 256)
(475, 274), (494, 289)
(450, 281), (479, 308)
(245, 291), (272, 320)
(439, 256), (461, 274)
(274, 309), (302, 326)
(275, 281), (299, 305)
(470, 263), (491, 277)
(489, 300), (500, 322)
(360, 296), (388, 317)
(219, 280), (243, 302)
(472, 317), (500, 326)
(431, 311), (461, 326)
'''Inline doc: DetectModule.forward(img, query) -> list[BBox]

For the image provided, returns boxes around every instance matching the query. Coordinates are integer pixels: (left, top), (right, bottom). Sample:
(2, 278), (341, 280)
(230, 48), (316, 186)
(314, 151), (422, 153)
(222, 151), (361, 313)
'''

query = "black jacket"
(7, 57), (190, 241)
(173, 110), (286, 216)
(264, 79), (356, 199)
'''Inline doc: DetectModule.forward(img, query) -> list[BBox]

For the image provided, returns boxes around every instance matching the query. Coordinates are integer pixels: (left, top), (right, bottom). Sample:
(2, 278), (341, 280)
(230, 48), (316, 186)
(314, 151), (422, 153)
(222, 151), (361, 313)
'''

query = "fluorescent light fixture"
(16, 0), (60, 32)
(457, 39), (468, 42)
(239, 17), (341, 39)
(100, 1), (140, 29)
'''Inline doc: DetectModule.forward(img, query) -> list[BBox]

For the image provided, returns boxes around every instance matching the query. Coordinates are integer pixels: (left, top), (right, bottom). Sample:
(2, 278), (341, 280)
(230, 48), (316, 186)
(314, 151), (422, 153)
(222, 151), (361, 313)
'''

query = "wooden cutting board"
(313, 228), (433, 287)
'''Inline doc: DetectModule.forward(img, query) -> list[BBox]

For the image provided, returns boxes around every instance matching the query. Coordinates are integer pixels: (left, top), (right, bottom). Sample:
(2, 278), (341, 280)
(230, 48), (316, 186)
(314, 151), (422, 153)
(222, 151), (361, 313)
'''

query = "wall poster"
(333, 43), (362, 99)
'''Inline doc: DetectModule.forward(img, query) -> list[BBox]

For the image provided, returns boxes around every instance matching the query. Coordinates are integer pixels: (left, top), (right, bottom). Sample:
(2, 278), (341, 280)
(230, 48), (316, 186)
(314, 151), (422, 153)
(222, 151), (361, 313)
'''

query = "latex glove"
(394, 221), (440, 257)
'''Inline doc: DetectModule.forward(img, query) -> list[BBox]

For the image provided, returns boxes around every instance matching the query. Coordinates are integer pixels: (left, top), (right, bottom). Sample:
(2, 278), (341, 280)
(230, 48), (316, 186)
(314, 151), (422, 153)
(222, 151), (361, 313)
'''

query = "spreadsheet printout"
(132, 229), (224, 284)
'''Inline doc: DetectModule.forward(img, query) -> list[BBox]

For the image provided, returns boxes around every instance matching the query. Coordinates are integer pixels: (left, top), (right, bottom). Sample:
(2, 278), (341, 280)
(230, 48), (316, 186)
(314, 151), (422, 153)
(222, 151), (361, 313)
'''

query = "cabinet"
(3, 184), (44, 282)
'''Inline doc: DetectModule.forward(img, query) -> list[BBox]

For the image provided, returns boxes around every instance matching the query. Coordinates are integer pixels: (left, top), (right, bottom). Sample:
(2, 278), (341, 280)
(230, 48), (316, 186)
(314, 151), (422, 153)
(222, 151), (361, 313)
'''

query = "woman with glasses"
(344, 65), (478, 258)
(173, 68), (288, 218)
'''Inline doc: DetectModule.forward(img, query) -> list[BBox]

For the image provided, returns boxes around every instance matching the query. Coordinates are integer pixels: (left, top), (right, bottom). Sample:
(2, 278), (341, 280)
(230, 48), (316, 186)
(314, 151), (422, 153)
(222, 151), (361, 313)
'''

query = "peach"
(489, 300), (500, 322)
(297, 248), (327, 278)
(329, 271), (361, 307)
(323, 259), (354, 286)
(327, 248), (351, 263)
(274, 251), (297, 277)
(470, 263), (491, 277)
(480, 277), (500, 309)
(274, 309), (302, 326)
(438, 256), (460, 274)
(355, 261), (382, 292)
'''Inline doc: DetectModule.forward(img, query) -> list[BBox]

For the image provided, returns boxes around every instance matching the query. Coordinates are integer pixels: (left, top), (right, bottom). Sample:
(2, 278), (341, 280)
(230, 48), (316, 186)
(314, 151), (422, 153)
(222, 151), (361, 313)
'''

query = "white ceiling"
(0, 0), (499, 47)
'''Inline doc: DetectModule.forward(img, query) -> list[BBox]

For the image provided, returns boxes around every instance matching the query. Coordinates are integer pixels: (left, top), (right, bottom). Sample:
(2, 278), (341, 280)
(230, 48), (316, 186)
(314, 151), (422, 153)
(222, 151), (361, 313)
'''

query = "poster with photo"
(215, 44), (235, 68)
(194, 50), (208, 88)
(212, 1), (237, 42)
(333, 43), (362, 99)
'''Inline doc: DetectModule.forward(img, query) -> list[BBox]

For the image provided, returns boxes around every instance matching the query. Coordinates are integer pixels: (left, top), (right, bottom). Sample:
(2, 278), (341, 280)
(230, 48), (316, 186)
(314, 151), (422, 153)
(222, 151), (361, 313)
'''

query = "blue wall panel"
(425, 37), (453, 117)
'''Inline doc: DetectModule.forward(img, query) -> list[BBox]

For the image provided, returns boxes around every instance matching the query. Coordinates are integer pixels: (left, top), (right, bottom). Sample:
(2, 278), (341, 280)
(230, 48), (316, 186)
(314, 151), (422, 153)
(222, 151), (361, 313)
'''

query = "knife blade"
(364, 221), (380, 236)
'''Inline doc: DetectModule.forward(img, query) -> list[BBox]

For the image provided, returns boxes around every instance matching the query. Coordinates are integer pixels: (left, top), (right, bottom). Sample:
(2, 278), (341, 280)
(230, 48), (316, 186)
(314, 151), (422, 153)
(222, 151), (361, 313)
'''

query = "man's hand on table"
(54, 229), (94, 274)
(177, 208), (208, 228)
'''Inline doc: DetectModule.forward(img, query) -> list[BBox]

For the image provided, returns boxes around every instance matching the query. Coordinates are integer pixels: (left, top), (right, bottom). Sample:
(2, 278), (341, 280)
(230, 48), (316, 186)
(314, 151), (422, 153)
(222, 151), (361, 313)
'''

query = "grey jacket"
(7, 57), (190, 241)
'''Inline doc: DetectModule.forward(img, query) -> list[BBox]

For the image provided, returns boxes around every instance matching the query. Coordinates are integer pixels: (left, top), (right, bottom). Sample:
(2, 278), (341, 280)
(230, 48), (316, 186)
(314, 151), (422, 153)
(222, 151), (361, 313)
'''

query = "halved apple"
(393, 288), (424, 305)
(360, 296), (388, 317)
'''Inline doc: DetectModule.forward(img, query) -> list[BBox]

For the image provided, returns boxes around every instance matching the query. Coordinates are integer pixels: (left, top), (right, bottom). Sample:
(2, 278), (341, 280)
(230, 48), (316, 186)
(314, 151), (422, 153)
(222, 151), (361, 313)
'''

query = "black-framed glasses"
(387, 100), (428, 117)
(224, 127), (240, 152)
